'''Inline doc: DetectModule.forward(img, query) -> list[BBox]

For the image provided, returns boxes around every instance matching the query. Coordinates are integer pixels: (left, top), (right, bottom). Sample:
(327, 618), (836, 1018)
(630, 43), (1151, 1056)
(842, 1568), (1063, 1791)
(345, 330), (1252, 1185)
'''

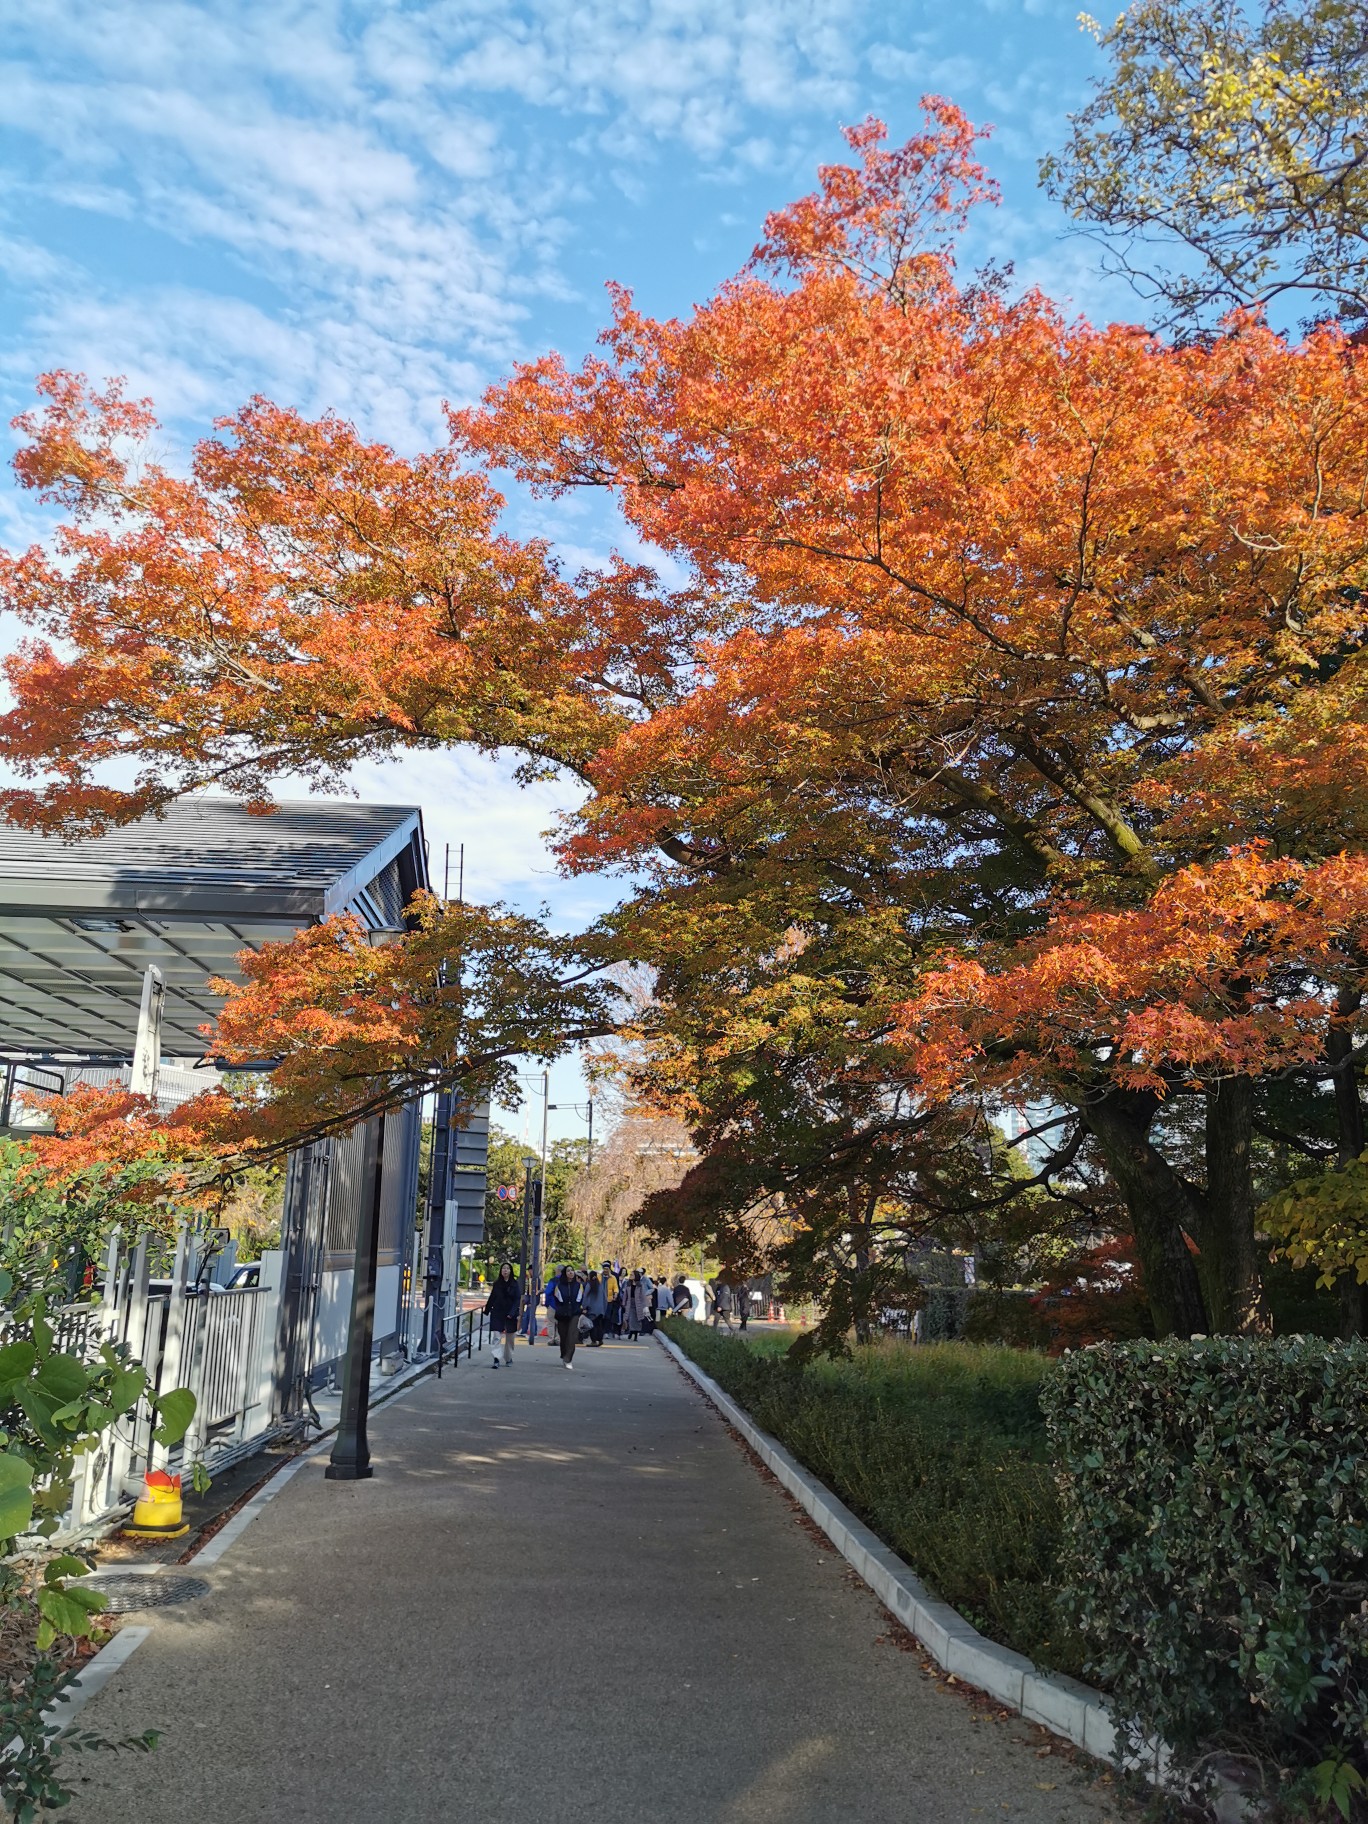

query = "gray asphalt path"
(68, 1336), (1123, 1823)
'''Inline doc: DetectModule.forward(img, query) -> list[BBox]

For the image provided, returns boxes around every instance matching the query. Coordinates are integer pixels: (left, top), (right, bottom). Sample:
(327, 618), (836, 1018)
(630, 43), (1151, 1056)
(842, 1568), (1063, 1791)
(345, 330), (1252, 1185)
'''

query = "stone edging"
(655, 1329), (1118, 1762)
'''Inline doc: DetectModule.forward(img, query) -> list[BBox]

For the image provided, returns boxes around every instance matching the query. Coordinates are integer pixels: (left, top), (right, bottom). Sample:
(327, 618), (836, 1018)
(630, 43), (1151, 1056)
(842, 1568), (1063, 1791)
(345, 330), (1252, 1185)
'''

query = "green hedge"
(1042, 1338), (1368, 1791)
(661, 1322), (1083, 1674)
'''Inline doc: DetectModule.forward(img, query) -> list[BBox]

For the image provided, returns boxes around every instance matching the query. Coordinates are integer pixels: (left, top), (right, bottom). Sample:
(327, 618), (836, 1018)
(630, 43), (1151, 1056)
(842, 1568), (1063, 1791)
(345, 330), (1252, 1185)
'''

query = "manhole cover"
(81, 1574), (210, 1613)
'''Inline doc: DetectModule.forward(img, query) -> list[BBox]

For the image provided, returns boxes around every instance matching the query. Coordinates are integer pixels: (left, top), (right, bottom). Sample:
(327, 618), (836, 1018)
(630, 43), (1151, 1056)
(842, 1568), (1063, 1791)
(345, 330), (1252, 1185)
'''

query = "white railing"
(56, 1224), (284, 1536)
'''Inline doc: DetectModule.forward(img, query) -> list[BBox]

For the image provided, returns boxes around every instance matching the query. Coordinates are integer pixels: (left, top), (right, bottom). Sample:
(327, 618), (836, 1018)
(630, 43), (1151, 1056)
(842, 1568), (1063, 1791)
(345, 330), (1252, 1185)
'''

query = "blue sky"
(0, 0), (1139, 1136)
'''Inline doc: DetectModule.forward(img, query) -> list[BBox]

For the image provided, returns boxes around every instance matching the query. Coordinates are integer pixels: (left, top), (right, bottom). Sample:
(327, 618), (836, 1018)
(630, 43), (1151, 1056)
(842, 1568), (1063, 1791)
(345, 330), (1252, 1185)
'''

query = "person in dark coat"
(548, 1266), (585, 1368)
(734, 1277), (751, 1330)
(483, 1260), (520, 1368)
(622, 1269), (650, 1340)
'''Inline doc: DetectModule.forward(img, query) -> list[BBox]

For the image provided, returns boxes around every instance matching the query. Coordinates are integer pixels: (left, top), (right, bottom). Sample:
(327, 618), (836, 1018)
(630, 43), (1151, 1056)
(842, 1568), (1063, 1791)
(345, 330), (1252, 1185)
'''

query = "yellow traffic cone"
(124, 1469), (189, 1539)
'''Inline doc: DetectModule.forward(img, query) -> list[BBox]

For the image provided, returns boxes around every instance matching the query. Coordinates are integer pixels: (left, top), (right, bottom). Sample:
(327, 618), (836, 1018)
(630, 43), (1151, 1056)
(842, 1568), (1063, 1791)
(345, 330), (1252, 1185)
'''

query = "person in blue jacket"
(540, 1268), (559, 1344)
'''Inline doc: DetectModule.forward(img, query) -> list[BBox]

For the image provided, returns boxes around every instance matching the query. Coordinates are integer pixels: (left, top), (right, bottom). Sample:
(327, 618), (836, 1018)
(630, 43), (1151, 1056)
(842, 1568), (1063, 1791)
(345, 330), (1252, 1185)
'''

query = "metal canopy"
(0, 799), (427, 1059)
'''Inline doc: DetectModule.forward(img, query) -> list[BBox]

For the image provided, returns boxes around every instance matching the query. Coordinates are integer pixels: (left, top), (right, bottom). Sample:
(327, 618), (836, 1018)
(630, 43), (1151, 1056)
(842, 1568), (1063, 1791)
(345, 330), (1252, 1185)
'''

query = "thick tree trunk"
(1083, 1090), (1209, 1338)
(1328, 991), (1368, 1339)
(1200, 1077), (1271, 1336)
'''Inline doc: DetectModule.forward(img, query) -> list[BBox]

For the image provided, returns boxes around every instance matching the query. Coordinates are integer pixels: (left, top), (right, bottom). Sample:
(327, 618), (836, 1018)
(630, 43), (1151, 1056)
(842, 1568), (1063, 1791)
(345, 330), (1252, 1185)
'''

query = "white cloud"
(0, 0), (879, 453)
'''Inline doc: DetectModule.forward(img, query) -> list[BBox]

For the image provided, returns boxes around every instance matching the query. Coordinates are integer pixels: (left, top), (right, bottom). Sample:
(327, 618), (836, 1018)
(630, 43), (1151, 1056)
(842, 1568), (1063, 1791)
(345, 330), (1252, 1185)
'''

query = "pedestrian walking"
(483, 1260), (520, 1368)
(734, 1278), (750, 1330)
(519, 1277), (539, 1342)
(710, 1278), (734, 1329)
(623, 1269), (649, 1340)
(602, 1259), (622, 1339)
(549, 1266), (585, 1368)
(582, 1269), (608, 1346)
(672, 1276), (695, 1319)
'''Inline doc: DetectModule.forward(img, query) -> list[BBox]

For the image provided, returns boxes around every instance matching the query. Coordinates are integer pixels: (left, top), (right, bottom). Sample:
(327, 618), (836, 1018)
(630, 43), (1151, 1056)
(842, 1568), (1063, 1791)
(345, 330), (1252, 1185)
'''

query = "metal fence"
(57, 1224), (285, 1536)
(442, 1306), (487, 1366)
(43, 1228), (495, 1539)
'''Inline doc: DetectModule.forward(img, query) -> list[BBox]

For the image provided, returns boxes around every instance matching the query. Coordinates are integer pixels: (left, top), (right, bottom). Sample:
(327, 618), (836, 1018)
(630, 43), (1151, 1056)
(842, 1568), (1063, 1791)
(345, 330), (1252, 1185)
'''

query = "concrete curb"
(44, 1625), (153, 1734)
(655, 1331), (1118, 1762)
(189, 1443), (323, 1569)
(4, 1623), (152, 1752)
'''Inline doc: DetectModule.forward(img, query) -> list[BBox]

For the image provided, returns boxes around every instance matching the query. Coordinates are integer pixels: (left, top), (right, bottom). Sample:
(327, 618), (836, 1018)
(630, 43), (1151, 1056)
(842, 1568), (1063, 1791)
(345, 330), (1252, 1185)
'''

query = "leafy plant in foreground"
(0, 1254), (196, 1817)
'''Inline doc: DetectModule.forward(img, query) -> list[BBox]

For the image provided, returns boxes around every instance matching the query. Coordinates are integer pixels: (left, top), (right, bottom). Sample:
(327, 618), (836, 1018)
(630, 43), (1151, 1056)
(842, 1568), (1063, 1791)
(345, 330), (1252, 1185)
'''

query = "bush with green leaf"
(0, 1256), (197, 1818)
(662, 1322), (1079, 1672)
(1263, 1153), (1368, 1293)
(1042, 1338), (1368, 1812)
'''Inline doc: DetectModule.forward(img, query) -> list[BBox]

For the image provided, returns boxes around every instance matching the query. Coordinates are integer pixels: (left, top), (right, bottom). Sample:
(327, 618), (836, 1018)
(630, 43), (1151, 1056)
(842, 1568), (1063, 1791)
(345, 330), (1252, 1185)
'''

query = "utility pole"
(518, 1154), (536, 1343)
(532, 1068), (549, 1287)
(550, 1094), (594, 1266)
(423, 1088), (455, 1358)
(325, 1112), (385, 1482)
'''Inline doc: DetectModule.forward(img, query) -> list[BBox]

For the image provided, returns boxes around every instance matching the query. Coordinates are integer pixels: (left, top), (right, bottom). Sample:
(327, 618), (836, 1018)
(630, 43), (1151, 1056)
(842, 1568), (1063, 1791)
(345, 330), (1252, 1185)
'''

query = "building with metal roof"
(0, 797), (427, 1062)
(0, 796), (488, 1412)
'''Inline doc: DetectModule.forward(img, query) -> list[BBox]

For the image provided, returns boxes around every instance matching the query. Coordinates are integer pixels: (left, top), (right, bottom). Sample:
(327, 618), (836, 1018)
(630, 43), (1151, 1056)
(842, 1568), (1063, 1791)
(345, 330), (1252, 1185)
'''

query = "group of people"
(482, 1260), (700, 1369)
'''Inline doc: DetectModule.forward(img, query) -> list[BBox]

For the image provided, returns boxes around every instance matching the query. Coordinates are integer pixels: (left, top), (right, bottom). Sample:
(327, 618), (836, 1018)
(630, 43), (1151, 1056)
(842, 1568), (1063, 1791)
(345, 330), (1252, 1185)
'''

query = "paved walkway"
(68, 1338), (1124, 1823)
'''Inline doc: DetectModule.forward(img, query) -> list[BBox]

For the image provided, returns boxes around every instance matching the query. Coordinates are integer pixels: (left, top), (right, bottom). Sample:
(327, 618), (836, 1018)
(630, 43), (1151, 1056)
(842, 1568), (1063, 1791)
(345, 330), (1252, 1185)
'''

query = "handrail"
(437, 1303), (486, 1373)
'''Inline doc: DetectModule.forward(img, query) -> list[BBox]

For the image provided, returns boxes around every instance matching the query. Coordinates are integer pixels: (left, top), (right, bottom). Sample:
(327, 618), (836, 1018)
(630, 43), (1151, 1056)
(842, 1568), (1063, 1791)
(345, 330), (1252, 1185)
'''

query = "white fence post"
(110, 1235), (150, 1501)
(73, 1227), (125, 1523)
(152, 1225), (194, 1473)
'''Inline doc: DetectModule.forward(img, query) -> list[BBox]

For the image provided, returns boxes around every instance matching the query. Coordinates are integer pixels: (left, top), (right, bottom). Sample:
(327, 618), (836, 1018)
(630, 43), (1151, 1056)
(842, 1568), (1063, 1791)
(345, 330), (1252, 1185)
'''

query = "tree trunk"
(1328, 990), (1368, 1338)
(850, 1199), (876, 1345)
(1200, 1077), (1271, 1335)
(1083, 1090), (1209, 1338)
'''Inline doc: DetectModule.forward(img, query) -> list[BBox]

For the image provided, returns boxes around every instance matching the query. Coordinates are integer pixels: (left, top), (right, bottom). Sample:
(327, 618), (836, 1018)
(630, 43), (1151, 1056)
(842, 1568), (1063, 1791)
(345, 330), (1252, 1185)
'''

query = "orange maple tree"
(199, 894), (615, 1153)
(459, 103), (1368, 1334)
(5, 101), (1368, 1333)
(0, 375), (607, 834)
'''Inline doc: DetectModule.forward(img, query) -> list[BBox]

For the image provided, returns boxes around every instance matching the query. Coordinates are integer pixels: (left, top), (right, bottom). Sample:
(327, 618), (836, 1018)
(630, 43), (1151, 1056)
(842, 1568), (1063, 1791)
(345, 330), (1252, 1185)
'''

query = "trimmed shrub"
(663, 1323), (1083, 1674)
(1042, 1338), (1368, 1794)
